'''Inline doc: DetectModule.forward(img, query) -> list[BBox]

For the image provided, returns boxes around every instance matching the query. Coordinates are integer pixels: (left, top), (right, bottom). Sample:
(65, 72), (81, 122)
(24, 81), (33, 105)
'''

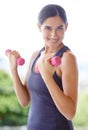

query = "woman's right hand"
(8, 50), (20, 71)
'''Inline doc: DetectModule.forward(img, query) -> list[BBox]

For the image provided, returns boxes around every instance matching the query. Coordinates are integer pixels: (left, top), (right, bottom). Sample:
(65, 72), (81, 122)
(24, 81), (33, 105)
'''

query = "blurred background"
(0, 0), (88, 130)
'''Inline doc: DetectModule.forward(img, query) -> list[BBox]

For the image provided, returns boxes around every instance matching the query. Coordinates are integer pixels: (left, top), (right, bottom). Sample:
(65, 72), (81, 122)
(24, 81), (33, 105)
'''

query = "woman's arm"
(8, 50), (39, 107)
(39, 52), (78, 120)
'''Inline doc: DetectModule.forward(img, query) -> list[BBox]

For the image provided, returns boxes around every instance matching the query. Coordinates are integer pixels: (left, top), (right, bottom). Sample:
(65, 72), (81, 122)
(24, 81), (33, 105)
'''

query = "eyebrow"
(44, 25), (64, 30)
(44, 24), (64, 28)
(57, 25), (64, 28)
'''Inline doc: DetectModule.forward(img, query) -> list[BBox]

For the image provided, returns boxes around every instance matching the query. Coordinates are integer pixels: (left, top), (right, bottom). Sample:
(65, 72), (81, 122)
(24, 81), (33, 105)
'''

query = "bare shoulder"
(27, 50), (40, 72)
(61, 50), (78, 73)
(30, 50), (39, 63)
(62, 50), (77, 65)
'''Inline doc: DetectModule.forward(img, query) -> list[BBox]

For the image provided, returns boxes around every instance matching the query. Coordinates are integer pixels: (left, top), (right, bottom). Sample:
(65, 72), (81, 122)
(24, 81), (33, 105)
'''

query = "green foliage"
(0, 69), (29, 126)
(0, 69), (13, 87)
(0, 95), (29, 126)
(73, 92), (88, 127)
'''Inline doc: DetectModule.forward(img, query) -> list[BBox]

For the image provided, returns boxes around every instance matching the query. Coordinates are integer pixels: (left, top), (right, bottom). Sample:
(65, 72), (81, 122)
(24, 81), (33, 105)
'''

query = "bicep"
(61, 53), (78, 105)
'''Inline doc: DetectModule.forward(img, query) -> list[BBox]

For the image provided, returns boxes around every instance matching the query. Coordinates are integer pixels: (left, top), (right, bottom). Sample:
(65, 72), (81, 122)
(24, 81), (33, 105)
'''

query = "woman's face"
(38, 16), (68, 49)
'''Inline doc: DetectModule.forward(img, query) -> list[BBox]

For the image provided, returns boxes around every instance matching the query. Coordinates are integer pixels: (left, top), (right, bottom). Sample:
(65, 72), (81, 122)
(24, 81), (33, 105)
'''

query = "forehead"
(42, 16), (65, 26)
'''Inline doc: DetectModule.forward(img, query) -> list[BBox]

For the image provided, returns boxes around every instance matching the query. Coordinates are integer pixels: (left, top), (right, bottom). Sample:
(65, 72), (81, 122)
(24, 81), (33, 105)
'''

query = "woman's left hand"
(38, 56), (56, 78)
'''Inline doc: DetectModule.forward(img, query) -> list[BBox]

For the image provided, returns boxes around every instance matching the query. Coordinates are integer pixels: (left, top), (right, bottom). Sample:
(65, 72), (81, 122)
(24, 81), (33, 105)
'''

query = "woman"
(8, 4), (78, 130)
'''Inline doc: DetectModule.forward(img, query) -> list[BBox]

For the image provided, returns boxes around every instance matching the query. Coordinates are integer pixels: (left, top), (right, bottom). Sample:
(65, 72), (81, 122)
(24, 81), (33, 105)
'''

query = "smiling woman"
(5, 4), (78, 130)
(0, 0), (88, 129)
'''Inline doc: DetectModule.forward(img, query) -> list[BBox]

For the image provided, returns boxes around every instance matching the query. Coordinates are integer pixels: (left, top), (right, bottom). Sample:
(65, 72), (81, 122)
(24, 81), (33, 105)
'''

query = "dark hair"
(38, 4), (68, 25)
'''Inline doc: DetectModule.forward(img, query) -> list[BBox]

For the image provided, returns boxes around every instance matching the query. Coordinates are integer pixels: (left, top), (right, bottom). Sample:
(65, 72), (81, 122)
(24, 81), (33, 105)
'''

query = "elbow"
(19, 98), (30, 107)
(20, 102), (29, 107)
(66, 108), (76, 120)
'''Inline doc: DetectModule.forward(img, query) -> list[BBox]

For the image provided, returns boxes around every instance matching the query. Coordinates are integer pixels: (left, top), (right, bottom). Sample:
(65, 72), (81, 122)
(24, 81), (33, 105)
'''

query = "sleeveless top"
(27, 45), (74, 130)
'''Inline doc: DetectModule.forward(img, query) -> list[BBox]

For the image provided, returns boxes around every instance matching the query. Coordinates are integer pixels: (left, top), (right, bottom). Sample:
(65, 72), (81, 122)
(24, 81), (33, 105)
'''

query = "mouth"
(49, 38), (59, 44)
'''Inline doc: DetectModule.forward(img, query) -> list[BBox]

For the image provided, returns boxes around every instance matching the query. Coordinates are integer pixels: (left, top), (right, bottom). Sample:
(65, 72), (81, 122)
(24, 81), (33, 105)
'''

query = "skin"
(8, 16), (78, 120)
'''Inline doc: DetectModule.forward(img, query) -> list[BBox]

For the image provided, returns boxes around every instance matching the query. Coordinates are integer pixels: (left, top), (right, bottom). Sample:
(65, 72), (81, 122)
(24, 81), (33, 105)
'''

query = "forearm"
(11, 69), (30, 107)
(43, 75), (76, 120)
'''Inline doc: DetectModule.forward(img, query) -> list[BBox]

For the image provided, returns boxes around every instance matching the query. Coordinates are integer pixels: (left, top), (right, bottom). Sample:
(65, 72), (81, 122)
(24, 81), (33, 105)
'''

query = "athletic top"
(27, 45), (74, 130)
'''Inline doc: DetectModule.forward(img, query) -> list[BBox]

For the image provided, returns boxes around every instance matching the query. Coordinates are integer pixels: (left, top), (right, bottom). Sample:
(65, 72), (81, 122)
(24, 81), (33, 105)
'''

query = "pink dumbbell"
(5, 49), (25, 66)
(35, 56), (61, 73)
(50, 56), (61, 66)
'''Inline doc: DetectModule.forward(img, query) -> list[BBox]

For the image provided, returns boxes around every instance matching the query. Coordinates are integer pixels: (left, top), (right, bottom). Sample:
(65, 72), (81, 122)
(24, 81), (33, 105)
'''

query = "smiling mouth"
(49, 38), (59, 43)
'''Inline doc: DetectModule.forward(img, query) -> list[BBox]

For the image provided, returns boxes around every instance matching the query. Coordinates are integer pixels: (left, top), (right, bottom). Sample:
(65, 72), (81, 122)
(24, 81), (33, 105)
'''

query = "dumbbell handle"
(5, 49), (25, 66)
(35, 56), (61, 73)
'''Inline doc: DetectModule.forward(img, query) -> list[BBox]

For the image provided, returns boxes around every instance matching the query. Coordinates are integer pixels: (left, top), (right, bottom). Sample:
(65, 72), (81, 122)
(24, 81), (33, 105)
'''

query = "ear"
(37, 23), (42, 32)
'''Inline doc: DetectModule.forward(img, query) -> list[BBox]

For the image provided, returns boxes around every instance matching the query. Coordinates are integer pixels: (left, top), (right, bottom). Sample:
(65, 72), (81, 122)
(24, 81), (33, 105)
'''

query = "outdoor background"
(0, 0), (88, 130)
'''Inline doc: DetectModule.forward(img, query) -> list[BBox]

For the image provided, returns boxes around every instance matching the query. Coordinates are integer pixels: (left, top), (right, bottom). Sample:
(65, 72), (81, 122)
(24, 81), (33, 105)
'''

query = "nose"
(50, 29), (57, 38)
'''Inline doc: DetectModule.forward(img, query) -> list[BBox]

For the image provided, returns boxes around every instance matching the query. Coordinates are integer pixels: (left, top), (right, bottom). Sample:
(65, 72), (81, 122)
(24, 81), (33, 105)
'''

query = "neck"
(44, 43), (64, 54)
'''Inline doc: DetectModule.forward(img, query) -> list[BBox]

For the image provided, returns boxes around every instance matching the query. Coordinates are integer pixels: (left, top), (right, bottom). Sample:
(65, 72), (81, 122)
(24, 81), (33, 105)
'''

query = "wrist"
(42, 72), (53, 83)
(11, 67), (18, 75)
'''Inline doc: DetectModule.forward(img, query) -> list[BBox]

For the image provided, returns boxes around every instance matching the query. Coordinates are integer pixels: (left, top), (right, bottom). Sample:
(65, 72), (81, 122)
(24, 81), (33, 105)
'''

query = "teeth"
(50, 39), (58, 43)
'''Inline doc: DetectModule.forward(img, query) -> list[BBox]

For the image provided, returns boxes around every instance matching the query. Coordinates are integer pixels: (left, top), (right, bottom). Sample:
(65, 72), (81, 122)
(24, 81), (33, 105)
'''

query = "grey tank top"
(27, 45), (74, 130)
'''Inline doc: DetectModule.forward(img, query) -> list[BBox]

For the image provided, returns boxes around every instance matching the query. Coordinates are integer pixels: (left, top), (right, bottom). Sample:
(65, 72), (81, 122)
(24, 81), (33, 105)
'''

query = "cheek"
(58, 31), (65, 38)
(42, 31), (48, 39)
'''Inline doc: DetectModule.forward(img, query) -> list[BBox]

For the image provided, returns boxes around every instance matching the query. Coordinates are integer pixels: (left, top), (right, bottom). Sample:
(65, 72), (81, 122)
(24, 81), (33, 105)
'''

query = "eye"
(56, 26), (64, 31)
(44, 26), (51, 31)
